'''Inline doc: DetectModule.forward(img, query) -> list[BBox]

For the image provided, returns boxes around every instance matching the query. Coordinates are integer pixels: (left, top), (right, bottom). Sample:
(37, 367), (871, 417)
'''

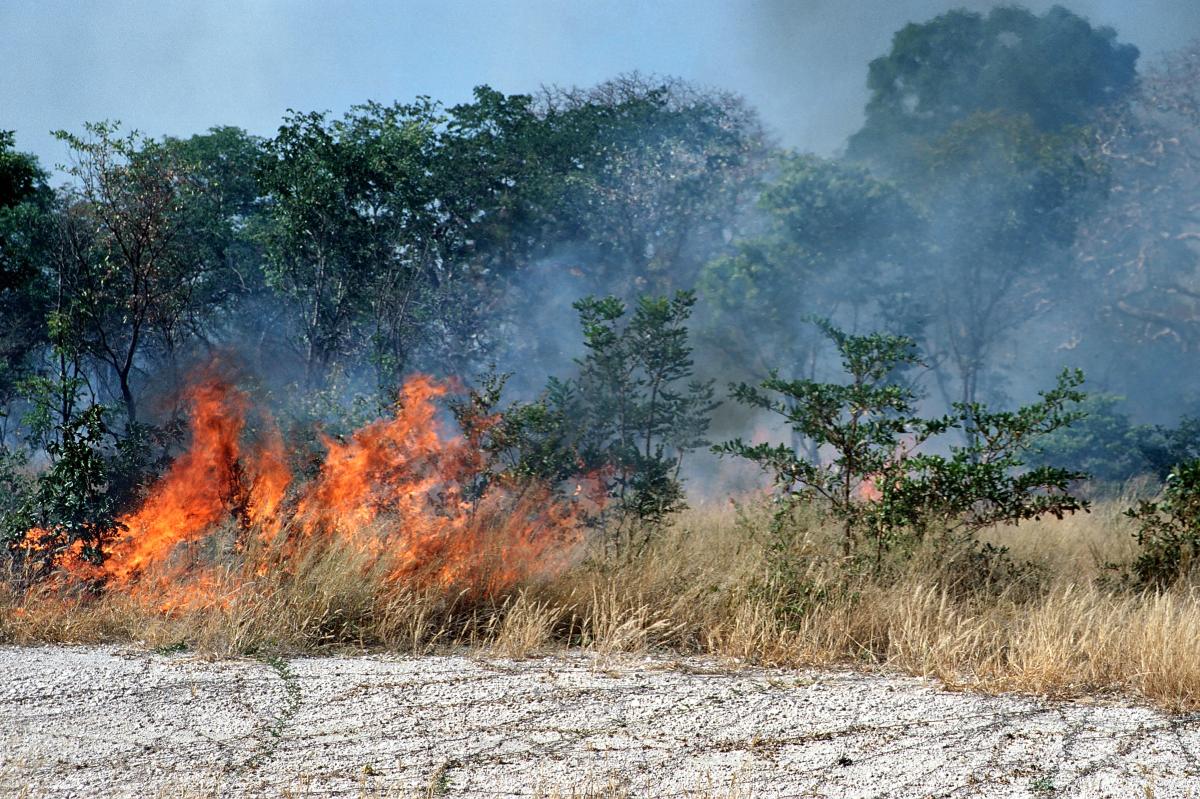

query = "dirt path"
(1, 645), (1198, 797)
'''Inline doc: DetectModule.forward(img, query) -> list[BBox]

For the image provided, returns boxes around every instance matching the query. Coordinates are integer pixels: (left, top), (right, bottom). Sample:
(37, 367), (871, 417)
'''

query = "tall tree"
(848, 5), (1138, 171)
(257, 102), (443, 388)
(0, 131), (52, 443)
(1076, 43), (1200, 355)
(52, 122), (221, 426)
(844, 5), (1133, 420)
(537, 75), (767, 295)
(915, 112), (1105, 419)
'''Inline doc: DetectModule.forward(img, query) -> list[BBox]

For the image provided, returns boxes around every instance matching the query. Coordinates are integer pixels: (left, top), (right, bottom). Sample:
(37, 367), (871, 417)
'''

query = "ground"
(1, 646), (1198, 798)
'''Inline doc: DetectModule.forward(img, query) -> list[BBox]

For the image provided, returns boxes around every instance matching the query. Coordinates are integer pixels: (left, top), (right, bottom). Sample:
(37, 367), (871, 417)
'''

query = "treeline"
(4, 7), (1200, 554)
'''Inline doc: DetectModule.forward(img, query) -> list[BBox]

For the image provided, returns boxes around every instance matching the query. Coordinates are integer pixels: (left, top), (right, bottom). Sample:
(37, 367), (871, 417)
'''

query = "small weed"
(1030, 775), (1056, 794)
(152, 641), (188, 655)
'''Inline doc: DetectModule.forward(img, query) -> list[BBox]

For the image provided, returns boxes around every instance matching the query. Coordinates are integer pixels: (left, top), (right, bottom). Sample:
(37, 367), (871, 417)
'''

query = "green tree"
(538, 75), (766, 295)
(562, 291), (717, 551)
(848, 5), (1138, 169)
(152, 127), (268, 396)
(915, 113), (1106, 426)
(0, 131), (52, 444)
(51, 122), (226, 426)
(843, 6), (1134, 424)
(4, 406), (122, 575)
(453, 292), (717, 555)
(259, 100), (519, 390)
(1027, 394), (1153, 485)
(258, 103), (435, 386)
(699, 154), (925, 380)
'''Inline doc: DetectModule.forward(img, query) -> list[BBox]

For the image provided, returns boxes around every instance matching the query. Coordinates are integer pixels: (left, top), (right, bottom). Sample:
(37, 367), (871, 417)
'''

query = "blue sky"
(3, 0), (1198, 172)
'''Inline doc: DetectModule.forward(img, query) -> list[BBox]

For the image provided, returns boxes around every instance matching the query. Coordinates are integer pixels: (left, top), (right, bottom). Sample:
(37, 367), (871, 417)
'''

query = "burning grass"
(5, 372), (1200, 711)
(6, 498), (1200, 711)
(16, 371), (589, 615)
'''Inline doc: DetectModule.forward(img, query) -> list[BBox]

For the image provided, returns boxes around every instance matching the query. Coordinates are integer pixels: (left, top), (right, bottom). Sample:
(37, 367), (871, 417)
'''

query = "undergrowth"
(4, 498), (1200, 712)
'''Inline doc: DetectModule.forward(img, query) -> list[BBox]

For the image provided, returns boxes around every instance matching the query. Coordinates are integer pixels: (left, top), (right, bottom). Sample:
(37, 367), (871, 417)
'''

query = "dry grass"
(5, 498), (1200, 711)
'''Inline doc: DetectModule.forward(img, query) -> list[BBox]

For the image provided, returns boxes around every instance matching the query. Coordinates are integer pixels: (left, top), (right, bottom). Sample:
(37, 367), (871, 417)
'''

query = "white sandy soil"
(1, 645), (1198, 797)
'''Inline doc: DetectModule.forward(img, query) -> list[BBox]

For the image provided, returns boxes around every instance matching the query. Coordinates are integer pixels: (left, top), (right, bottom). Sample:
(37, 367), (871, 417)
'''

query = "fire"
(25, 371), (588, 611)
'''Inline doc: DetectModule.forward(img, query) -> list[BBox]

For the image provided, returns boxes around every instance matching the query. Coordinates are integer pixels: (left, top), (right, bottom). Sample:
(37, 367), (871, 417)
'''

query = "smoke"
(6, 1), (1197, 170)
(6, 0), (1200, 495)
(731, 0), (1199, 152)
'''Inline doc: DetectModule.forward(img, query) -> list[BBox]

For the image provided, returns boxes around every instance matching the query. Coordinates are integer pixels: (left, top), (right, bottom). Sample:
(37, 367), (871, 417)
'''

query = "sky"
(3, 0), (1199, 172)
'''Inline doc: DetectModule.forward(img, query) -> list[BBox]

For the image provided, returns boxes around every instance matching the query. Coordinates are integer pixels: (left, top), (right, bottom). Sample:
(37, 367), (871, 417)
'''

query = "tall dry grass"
(4, 498), (1200, 710)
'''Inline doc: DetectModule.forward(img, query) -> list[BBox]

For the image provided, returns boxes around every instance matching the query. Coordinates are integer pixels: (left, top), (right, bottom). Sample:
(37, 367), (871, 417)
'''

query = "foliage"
(913, 112), (1106, 419)
(1077, 42), (1200, 355)
(849, 5), (1138, 168)
(0, 131), (52, 437)
(719, 321), (1088, 567)
(1028, 394), (1154, 485)
(1137, 416), (1200, 482)
(1124, 460), (1200, 588)
(4, 407), (123, 574)
(844, 7), (1129, 419)
(51, 122), (227, 425)
(537, 75), (766, 295)
(451, 372), (580, 492)
(699, 153), (925, 378)
(0, 450), (33, 545)
(563, 291), (717, 547)
(457, 292), (717, 555)
(257, 101), (447, 388)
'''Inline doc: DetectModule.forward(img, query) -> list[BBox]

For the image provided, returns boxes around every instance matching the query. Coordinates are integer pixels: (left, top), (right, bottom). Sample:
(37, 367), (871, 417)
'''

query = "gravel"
(1, 645), (1198, 797)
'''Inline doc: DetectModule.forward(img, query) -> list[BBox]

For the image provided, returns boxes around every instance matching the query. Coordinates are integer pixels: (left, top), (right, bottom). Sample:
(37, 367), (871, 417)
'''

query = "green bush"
(5, 407), (123, 576)
(1136, 416), (1200, 483)
(1027, 394), (1153, 485)
(1124, 460), (1200, 589)
(718, 321), (1088, 571)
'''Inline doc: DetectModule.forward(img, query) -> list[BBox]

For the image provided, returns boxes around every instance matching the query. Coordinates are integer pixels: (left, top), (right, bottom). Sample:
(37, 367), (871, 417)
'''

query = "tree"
(842, 6), (1136, 424)
(51, 122), (225, 426)
(1075, 42), (1200, 358)
(1027, 394), (1152, 485)
(561, 291), (717, 551)
(259, 100), (519, 390)
(699, 153), (925, 381)
(259, 104), (430, 387)
(915, 113), (1105, 425)
(0, 131), (52, 444)
(150, 127), (268, 394)
(848, 5), (1138, 170)
(465, 292), (718, 555)
(537, 75), (767, 295)
(4, 406), (122, 575)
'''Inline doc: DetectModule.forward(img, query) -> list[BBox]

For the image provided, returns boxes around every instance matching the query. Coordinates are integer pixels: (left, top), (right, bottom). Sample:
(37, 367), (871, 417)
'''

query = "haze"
(4, 0), (1198, 171)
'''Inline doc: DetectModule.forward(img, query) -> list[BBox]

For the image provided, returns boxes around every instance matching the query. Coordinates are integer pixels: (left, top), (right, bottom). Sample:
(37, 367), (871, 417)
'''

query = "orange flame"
(25, 371), (588, 611)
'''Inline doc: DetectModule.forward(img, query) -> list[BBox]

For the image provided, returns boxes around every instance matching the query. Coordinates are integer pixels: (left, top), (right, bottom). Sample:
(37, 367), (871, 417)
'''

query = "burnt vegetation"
(5, 6), (1200, 696)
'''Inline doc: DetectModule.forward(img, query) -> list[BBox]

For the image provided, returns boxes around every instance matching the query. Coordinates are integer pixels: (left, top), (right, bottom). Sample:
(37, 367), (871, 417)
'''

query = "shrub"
(5, 407), (123, 575)
(1124, 460), (1200, 588)
(1027, 394), (1153, 485)
(718, 320), (1088, 571)
(1136, 416), (1200, 482)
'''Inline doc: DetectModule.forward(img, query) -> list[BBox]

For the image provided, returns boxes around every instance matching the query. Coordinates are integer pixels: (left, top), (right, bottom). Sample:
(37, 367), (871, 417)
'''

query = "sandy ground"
(1, 646), (1199, 798)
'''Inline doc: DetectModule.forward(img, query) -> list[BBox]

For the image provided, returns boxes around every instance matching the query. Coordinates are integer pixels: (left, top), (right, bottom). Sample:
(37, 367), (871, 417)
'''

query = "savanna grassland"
(6, 495), (1200, 713)
(6, 5), (1200, 738)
